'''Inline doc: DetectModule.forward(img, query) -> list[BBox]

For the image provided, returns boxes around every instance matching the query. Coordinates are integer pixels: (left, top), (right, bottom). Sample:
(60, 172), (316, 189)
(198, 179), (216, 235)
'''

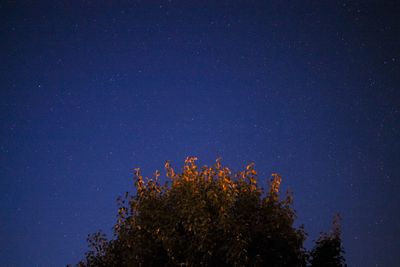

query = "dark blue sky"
(1, 1), (399, 266)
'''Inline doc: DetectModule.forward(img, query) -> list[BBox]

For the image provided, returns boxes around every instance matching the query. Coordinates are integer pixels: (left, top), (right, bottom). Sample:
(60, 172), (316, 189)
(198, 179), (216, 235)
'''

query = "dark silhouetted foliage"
(309, 215), (346, 267)
(71, 157), (345, 267)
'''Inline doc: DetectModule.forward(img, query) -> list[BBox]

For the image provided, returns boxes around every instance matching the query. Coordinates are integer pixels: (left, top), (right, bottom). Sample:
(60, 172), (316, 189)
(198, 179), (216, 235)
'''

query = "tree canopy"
(72, 157), (346, 267)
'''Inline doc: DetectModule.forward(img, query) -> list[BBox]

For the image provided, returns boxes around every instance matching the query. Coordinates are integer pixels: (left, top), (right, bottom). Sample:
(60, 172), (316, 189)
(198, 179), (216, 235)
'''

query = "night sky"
(1, 1), (399, 266)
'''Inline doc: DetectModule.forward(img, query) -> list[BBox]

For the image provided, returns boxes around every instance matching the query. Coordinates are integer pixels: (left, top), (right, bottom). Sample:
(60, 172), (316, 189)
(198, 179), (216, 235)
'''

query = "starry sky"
(1, 1), (399, 266)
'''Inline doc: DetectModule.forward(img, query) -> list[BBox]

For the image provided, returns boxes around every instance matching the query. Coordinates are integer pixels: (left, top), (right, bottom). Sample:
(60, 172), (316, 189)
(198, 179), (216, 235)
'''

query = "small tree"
(72, 157), (345, 267)
(309, 215), (346, 267)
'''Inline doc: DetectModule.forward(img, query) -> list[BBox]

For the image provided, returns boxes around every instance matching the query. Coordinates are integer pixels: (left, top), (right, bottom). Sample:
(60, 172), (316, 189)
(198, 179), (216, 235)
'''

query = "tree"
(309, 215), (346, 267)
(72, 157), (345, 267)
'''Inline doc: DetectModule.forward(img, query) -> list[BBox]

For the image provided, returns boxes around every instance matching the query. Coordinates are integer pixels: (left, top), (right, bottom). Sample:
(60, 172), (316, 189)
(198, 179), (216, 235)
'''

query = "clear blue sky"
(1, 1), (399, 266)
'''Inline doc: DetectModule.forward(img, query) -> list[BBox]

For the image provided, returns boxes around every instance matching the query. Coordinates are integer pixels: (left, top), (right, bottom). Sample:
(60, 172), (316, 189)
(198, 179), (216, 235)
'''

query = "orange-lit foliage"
(73, 157), (345, 267)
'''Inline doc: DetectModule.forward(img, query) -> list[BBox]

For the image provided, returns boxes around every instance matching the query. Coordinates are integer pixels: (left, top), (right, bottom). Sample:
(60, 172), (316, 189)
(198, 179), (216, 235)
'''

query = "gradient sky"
(1, 1), (399, 266)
